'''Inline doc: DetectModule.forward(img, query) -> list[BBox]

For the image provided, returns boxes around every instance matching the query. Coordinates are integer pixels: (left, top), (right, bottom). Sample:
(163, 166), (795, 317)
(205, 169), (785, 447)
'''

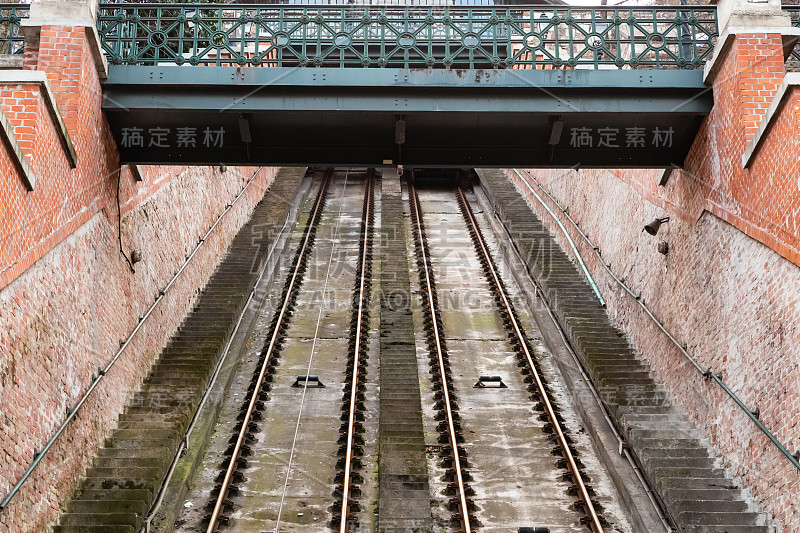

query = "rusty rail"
(205, 169), (332, 532)
(455, 186), (604, 533)
(409, 180), (473, 533)
(338, 171), (375, 531)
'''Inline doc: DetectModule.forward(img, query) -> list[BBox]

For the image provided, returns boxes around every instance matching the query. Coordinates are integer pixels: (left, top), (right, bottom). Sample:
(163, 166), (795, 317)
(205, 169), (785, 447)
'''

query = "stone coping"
(742, 72), (800, 167)
(0, 70), (78, 169)
(0, 105), (35, 190)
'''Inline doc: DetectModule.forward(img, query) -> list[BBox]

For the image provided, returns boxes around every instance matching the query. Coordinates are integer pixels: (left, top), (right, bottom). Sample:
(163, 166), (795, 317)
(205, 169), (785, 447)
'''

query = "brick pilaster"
(736, 33), (786, 144)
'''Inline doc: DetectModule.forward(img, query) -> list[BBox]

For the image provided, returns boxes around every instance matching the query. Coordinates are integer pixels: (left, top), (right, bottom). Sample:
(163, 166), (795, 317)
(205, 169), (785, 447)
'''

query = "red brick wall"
(0, 22), (280, 533)
(610, 34), (799, 267)
(507, 32), (799, 532)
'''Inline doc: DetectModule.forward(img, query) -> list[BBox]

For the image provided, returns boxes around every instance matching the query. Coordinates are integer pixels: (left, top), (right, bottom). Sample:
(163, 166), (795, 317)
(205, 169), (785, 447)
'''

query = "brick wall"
(607, 34), (800, 267)
(0, 19), (281, 533)
(506, 167), (798, 530)
(0, 164), (277, 533)
(506, 32), (799, 533)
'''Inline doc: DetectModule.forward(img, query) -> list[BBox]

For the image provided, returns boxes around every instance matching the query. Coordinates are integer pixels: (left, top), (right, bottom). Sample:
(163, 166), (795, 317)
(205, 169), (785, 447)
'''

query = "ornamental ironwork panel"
(0, 3), (29, 55)
(788, 6), (800, 62)
(97, 3), (718, 70)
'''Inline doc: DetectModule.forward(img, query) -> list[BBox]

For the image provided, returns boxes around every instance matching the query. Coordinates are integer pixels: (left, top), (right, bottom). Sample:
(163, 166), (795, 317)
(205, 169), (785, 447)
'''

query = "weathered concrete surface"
(377, 175), (433, 533)
(0, 55), (23, 70)
(173, 172), (378, 533)
(412, 188), (633, 533)
(51, 168), (304, 533)
(150, 169), (312, 533)
(477, 168), (772, 533)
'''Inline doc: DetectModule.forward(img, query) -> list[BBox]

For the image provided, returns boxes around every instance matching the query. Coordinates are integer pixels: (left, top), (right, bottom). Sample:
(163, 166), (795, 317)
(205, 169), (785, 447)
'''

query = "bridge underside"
(103, 66), (712, 168)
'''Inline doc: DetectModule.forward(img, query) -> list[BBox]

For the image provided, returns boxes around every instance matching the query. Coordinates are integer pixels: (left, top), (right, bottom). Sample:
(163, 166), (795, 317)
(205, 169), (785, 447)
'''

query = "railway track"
(407, 177), (611, 531)
(409, 180), (477, 532)
(455, 186), (605, 533)
(204, 169), (333, 531)
(176, 170), (625, 533)
(198, 169), (378, 532)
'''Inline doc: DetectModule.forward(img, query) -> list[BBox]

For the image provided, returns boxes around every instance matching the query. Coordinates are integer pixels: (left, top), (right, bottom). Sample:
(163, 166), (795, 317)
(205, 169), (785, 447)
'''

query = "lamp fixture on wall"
(643, 217), (670, 236)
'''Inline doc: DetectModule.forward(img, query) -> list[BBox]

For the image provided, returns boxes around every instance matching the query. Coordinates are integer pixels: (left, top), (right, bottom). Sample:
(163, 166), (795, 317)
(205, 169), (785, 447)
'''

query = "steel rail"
(480, 186), (674, 532)
(205, 170), (332, 532)
(409, 181), (472, 533)
(455, 187), (604, 533)
(1, 166), (268, 511)
(339, 172), (374, 532)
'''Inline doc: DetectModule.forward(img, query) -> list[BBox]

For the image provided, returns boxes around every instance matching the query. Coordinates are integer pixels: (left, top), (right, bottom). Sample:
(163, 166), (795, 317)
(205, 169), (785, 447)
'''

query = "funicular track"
(200, 168), (378, 532)
(47, 166), (773, 533)
(408, 180), (476, 532)
(407, 176), (611, 532)
(204, 169), (333, 531)
(455, 186), (606, 532)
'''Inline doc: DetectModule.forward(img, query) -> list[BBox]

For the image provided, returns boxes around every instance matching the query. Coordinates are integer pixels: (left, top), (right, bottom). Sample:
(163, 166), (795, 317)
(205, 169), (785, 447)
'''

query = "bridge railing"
(0, 3), (28, 55)
(787, 6), (800, 63)
(96, 3), (718, 70)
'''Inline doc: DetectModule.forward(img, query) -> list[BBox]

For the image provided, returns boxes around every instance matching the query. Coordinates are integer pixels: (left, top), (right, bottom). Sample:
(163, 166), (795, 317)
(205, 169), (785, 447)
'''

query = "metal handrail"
(95, 3), (718, 69)
(514, 168), (800, 472)
(512, 169), (605, 307)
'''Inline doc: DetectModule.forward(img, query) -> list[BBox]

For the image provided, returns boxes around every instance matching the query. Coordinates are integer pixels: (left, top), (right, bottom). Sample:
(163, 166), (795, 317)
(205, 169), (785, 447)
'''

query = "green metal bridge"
(3, 2), (789, 167)
(94, 3), (718, 70)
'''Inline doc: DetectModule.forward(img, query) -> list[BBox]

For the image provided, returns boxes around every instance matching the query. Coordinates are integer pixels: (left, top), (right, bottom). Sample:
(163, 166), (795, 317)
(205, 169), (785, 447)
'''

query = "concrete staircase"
(377, 179), (433, 532)
(52, 170), (304, 533)
(477, 169), (770, 533)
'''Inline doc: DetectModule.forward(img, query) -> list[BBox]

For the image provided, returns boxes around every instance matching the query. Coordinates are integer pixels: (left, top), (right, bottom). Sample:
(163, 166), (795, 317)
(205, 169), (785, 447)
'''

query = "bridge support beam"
(103, 67), (712, 169)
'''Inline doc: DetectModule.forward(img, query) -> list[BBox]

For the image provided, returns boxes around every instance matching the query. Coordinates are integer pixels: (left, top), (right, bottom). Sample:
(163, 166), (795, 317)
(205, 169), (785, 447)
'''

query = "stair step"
(683, 525), (769, 533)
(678, 511), (763, 526)
(93, 456), (170, 470)
(53, 526), (135, 533)
(68, 499), (149, 516)
(59, 512), (140, 527)
(670, 498), (748, 514)
(74, 489), (152, 503)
